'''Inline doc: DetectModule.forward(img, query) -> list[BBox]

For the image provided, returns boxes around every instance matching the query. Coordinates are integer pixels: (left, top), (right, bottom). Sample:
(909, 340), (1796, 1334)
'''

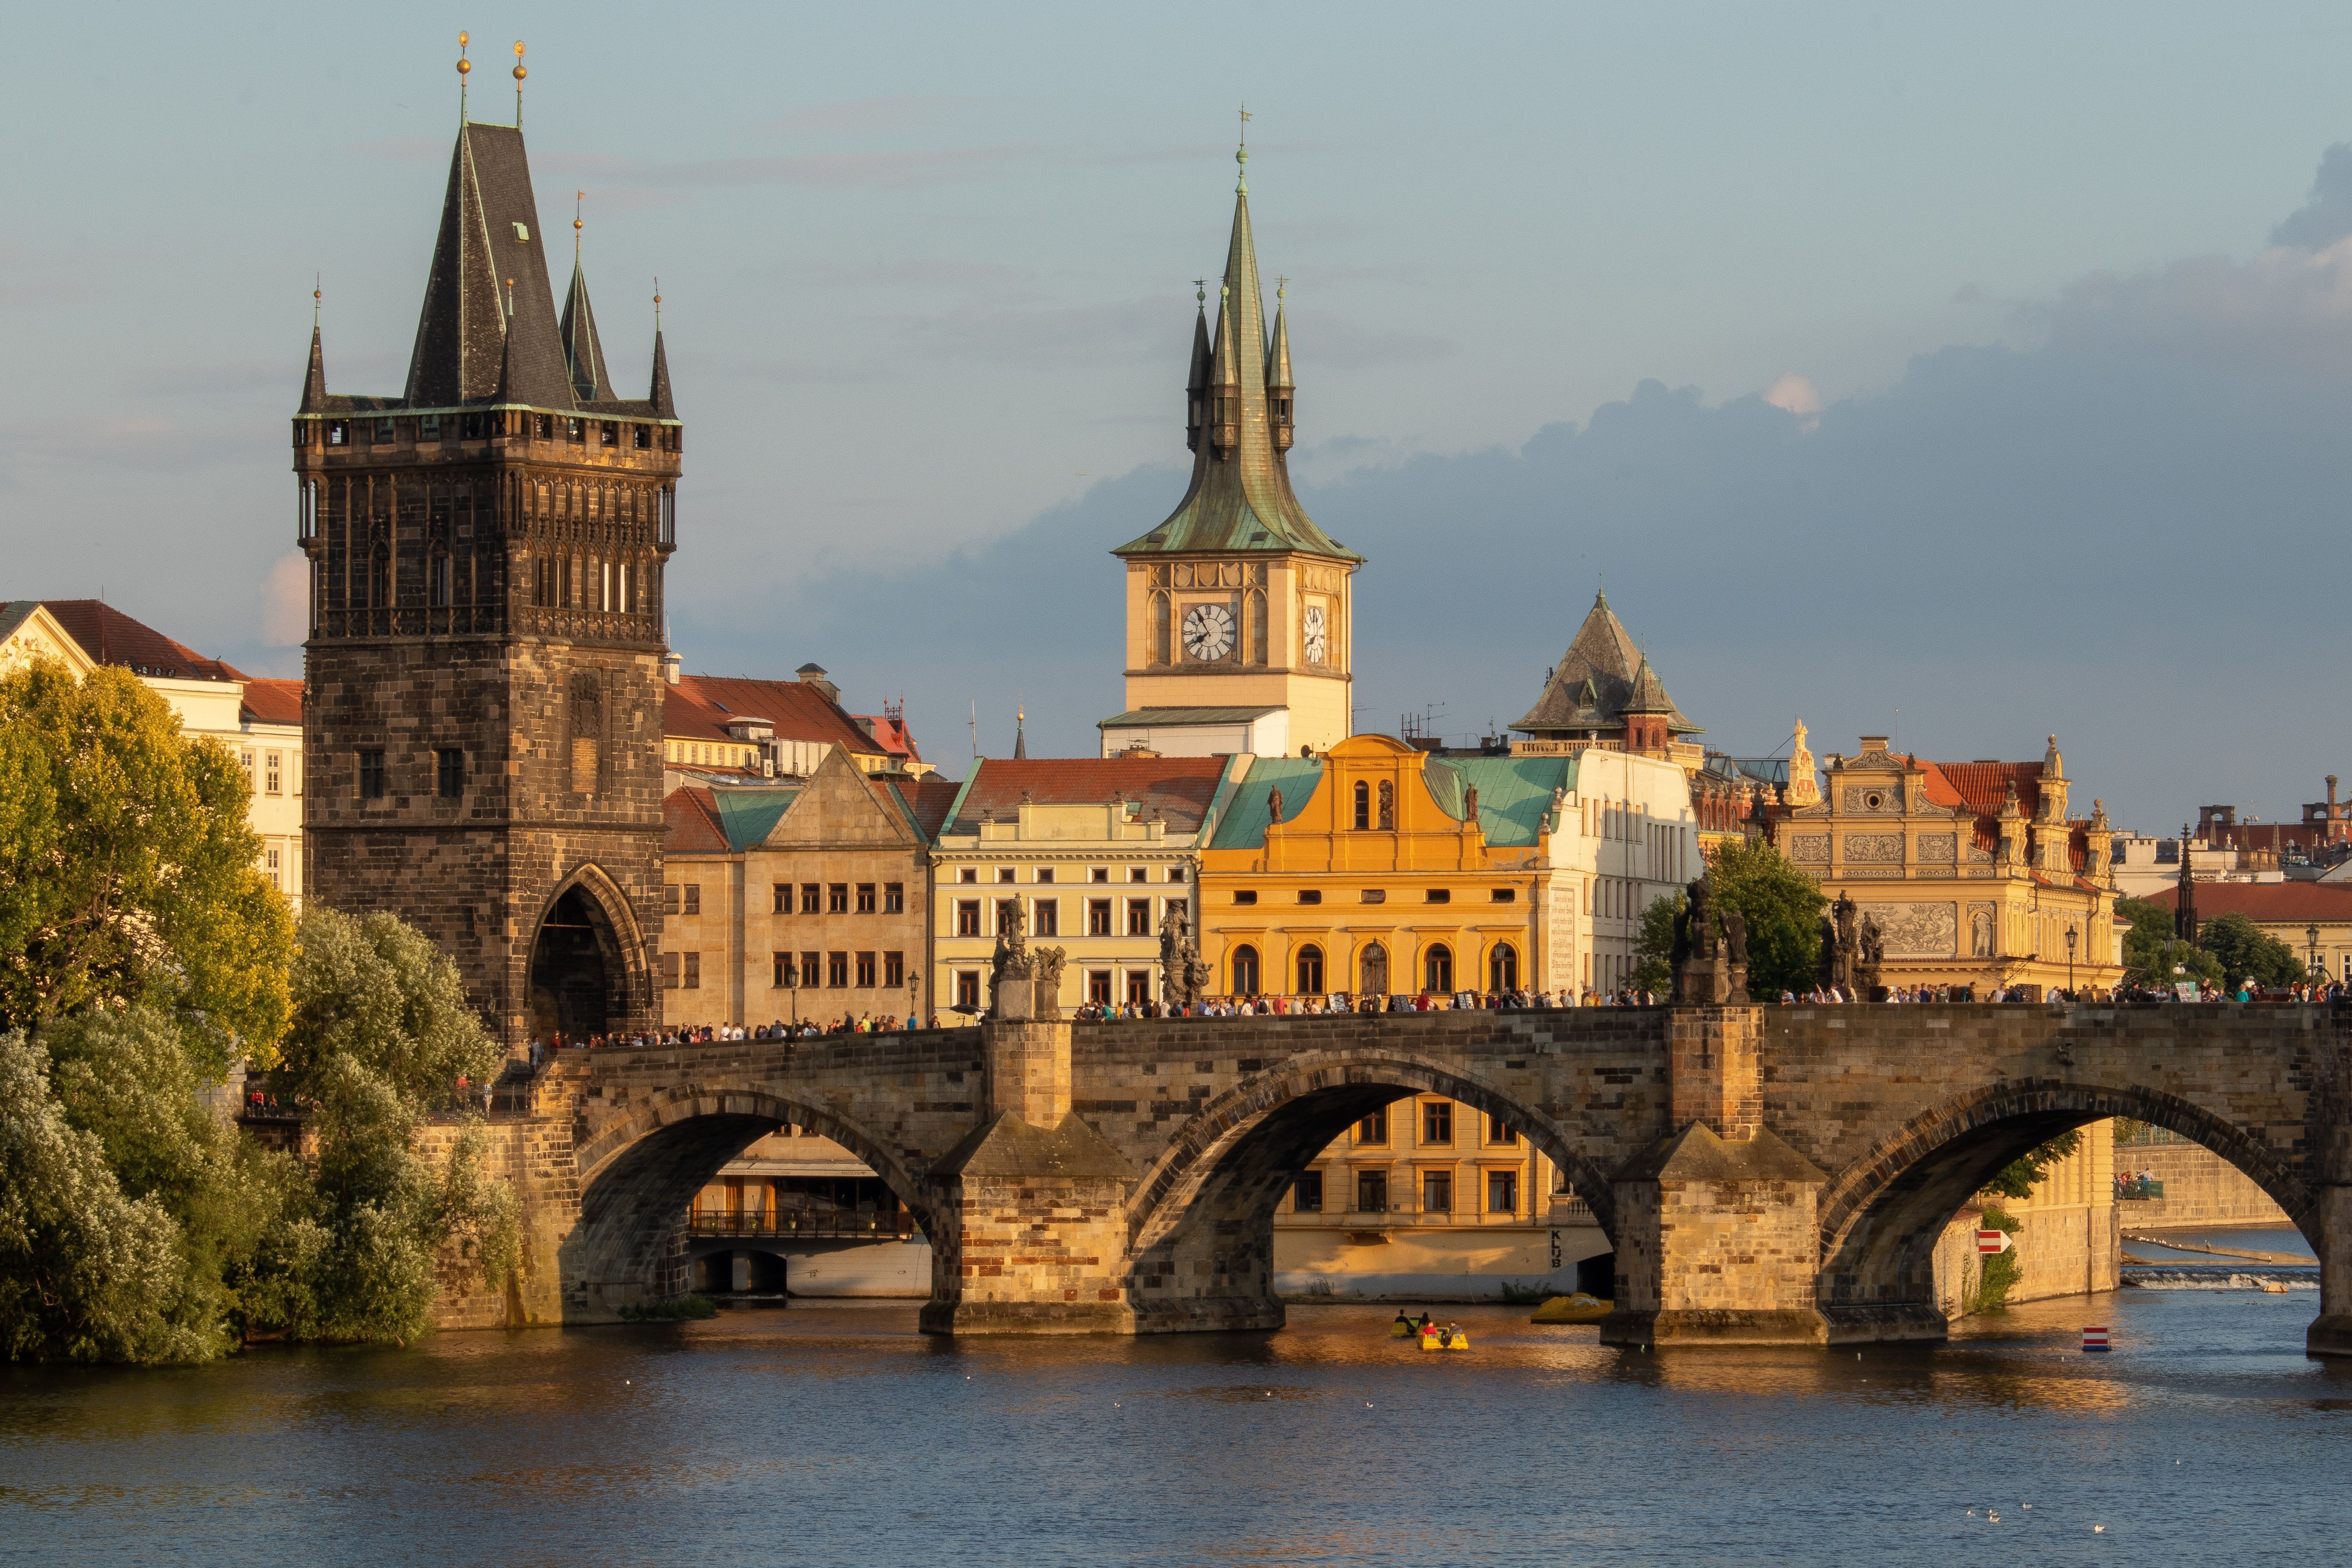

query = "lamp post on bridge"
(2308, 923), (2321, 984)
(909, 972), (922, 1031)
(2065, 924), (2078, 998)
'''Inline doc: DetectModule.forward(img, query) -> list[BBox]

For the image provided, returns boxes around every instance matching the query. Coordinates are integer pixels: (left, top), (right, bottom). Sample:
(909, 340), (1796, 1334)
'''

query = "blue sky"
(9, 3), (2352, 827)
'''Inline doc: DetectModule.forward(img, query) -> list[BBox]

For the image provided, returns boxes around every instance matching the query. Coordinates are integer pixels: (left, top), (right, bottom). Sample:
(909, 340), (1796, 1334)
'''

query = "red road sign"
(1976, 1229), (2013, 1255)
(2082, 1326), (2110, 1352)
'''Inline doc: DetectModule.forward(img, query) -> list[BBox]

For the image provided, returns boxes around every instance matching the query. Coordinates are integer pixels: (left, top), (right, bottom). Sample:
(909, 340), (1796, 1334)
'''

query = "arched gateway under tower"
(296, 85), (680, 1047)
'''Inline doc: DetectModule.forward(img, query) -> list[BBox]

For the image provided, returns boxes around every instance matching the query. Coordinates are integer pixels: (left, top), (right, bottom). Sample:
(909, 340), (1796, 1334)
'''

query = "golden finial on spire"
(313, 274), (322, 327)
(456, 31), (470, 122)
(574, 190), (584, 256)
(505, 277), (515, 320)
(1276, 275), (1289, 303)
(1193, 276), (1207, 307)
(1236, 105), (1250, 193)
(653, 277), (662, 330)
(512, 40), (526, 127)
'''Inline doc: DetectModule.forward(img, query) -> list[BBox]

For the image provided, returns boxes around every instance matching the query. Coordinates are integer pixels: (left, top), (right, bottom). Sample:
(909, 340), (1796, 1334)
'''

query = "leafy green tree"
(1706, 838), (1827, 1000)
(0, 1030), (216, 1364)
(283, 907), (500, 1104)
(1631, 895), (1679, 995)
(0, 660), (293, 1072)
(1979, 1130), (2083, 1200)
(2116, 895), (2221, 991)
(2196, 912), (2309, 991)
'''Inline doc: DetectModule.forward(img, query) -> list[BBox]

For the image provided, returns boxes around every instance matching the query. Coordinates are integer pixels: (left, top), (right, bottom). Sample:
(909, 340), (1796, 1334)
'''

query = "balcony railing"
(688, 1211), (919, 1241)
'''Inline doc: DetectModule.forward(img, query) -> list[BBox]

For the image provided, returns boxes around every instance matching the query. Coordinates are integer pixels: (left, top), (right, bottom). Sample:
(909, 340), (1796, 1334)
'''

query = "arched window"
(1377, 780), (1395, 830)
(1247, 588), (1267, 665)
(1150, 592), (1171, 666)
(1488, 943), (1518, 992)
(1423, 943), (1454, 993)
(1353, 780), (1370, 830)
(1359, 942), (1389, 997)
(368, 546), (391, 610)
(1232, 944), (1260, 997)
(428, 550), (451, 608)
(1295, 944), (1325, 995)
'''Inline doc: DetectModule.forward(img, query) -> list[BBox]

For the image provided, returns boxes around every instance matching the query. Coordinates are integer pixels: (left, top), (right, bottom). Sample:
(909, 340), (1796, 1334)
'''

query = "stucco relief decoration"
(1842, 786), (1900, 813)
(1918, 832), (1958, 863)
(1790, 834), (1829, 863)
(1967, 843), (1994, 863)
(1872, 901), (1958, 958)
(1843, 833), (1905, 864)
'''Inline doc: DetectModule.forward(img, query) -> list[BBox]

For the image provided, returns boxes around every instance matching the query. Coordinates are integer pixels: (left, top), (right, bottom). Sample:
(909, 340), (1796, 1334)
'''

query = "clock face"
(1303, 603), (1328, 664)
(1181, 602), (1236, 662)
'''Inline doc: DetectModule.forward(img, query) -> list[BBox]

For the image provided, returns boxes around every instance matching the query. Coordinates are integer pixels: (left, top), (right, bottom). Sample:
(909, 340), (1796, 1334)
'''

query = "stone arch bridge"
(446, 1005), (2352, 1354)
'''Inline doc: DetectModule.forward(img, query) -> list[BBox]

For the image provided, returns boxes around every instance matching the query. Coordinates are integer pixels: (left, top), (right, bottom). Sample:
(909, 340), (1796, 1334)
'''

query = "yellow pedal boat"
(1419, 1327), (1470, 1352)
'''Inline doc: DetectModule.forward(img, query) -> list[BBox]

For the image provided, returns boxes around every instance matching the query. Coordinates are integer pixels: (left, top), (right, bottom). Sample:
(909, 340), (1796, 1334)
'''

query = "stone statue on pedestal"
(1673, 875), (1733, 1004)
(1160, 900), (1204, 1013)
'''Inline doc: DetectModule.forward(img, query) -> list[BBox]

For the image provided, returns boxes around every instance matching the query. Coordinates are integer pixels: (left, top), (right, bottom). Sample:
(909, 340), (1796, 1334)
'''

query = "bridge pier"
(1601, 1006), (1833, 1347)
(2312, 1185), (2352, 1357)
(918, 1017), (1143, 1335)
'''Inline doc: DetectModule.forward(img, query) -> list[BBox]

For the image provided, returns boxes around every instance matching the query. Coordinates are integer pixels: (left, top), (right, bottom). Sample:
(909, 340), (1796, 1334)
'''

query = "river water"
(4, 1291), (2347, 1566)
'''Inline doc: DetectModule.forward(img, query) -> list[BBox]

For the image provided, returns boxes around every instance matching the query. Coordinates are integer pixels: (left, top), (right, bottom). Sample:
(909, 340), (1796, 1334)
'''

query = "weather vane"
(1192, 275), (1206, 305)
(1239, 103), (1251, 144)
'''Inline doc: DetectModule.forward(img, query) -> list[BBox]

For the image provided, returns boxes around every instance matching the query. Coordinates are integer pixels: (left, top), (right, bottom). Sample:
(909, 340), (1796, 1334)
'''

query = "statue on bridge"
(1161, 901), (1205, 1013)
(1858, 915), (1886, 996)
(1826, 891), (1862, 993)
(1673, 875), (1736, 1004)
(988, 899), (1065, 1018)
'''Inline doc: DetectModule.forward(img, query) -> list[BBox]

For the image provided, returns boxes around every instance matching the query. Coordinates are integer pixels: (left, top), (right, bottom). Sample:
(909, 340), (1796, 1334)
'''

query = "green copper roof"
(1427, 755), (1577, 847)
(1114, 163), (1361, 565)
(1208, 758), (1327, 849)
(709, 787), (799, 851)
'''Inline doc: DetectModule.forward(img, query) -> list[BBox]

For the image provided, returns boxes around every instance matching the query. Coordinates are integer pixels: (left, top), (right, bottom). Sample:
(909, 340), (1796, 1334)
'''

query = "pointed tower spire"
(1266, 276), (1294, 452)
(1013, 706), (1028, 760)
(406, 118), (575, 408)
(300, 282), (328, 412)
(1184, 279), (1210, 454)
(649, 281), (676, 419)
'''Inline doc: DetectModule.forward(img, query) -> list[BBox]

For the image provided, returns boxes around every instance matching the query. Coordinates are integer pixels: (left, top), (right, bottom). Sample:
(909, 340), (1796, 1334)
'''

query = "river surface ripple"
(3, 1291), (2347, 1566)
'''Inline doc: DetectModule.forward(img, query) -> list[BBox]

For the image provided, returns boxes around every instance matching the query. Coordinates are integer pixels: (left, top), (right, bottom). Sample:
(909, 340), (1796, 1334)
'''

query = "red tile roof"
(664, 675), (885, 756)
(1916, 759), (2045, 817)
(946, 757), (1229, 837)
(857, 711), (924, 766)
(662, 786), (730, 855)
(239, 677), (303, 726)
(890, 774), (962, 841)
(41, 600), (243, 682)
(2137, 882), (2352, 921)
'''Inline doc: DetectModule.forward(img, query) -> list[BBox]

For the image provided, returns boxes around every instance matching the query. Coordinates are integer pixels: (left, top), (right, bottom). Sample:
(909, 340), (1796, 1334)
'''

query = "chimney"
(795, 662), (840, 704)
(1859, 735), (1889, 753)
(662, 650), (682, 686)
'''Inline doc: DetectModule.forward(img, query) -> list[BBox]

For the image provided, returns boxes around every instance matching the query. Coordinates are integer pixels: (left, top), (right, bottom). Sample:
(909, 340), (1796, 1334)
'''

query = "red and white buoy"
(2082, 1326), (2110, 1353)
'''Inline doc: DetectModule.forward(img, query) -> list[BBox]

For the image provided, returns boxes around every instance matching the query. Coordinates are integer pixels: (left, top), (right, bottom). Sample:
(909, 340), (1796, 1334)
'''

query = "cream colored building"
(7, 600), (306, 904)
(929, 757), (1232, 1016)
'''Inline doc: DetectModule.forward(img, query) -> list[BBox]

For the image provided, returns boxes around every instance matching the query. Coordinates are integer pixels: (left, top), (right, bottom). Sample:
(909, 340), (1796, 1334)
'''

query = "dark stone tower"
(294, 107), (681, 1049)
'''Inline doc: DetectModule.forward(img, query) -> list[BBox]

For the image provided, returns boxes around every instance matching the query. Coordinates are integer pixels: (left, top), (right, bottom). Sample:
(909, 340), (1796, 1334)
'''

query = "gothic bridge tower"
(1102, 138), (1363, 760)
(294, 62), (679, 1047)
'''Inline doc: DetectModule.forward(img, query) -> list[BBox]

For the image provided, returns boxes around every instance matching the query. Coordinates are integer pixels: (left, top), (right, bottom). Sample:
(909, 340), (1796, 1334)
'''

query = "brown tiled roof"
(2139, 882), (2352, 921)
(664, 675), (885, 756)
(662, 786), (730, 855)
(856, 710), (924, 766)
(40, 601), (243, 682)
(944, 757), (1228, 837)
(1916, 760), (2045, 817)
(891, 774), (962, 841)
(239, 678), (303, 726)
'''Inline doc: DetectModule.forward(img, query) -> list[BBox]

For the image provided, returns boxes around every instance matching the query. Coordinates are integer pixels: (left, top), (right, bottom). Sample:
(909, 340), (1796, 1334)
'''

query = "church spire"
(1115, 136), (1357, 563)
(405, 120), (574, 408)
(559, 192), (613, 403)
(300, 284), (328, 413)
(1184, 281), (1210, 453)
(1266, 278), (1294, 452)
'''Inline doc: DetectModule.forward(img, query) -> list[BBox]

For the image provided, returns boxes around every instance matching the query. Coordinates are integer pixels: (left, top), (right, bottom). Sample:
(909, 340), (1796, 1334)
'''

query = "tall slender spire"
(1013, 706), (1028, 760)
(1117, 133), (1356, 561)
(649, 280), (676, 419)
(1184, 279), (1210, 453)
(405, 119), (575, 408)
(559, 195), (613, 403)
(301, 281), (328, 412)
(1266, 277), (1294, 451)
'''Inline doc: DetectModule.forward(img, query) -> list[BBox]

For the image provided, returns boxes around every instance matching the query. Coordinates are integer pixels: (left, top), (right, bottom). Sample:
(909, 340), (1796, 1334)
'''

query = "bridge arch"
(1816, 1077), (2317, 1325)
(1124, 1049), (1617, 1269)
(563, 1087), (938, 1315)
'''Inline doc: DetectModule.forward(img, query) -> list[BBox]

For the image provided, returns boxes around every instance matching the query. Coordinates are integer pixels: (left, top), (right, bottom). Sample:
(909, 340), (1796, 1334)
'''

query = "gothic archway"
(526, 865), (646, 1042)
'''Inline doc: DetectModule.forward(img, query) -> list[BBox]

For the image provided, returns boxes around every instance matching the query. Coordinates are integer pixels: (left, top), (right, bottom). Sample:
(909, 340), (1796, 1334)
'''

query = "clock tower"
(1099, 142), (1362, 760)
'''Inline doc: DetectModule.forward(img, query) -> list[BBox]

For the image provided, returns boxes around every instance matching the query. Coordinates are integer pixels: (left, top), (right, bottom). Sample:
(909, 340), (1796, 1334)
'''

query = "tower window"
(633, 424), (650, 449)
(535, 414), (554, 439)
(430, 552), (452, 608)
(326, 421), (348, 446)
(566, 418), (584, 443)
(1378, 780), (1395, 829)
(435, 748), (463, 798)
(419, 414), (440, 439)
(601, 421), (619, 447)
(1353, 780), (1370, 830)
(358, 750), (386, 799)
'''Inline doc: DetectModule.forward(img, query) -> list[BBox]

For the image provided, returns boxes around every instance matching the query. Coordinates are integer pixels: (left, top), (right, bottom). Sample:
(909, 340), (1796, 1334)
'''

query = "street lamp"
(2308, 924), (2321, 982)
(908, 972), (922, 1031)
(2065, 923), (2078, 998)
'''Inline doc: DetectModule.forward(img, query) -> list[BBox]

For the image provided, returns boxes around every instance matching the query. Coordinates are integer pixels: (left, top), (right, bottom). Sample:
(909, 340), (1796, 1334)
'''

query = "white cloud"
(261, 552), (308, 646)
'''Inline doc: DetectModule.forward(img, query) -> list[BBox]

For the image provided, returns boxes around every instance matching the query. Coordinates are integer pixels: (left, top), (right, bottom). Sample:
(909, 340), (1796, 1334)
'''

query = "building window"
(1422, 1101), (1453, 1145)
(801, 884), (820, 914)
(959, 867), (978, 884)
(662, 952), (680, 990)
(857, 883), (877, 914)
(1297, 889), (1322, 905)
(1130, 867), (1149, 882)
(1359, 889), (1387, 904)
(1422, 1171), (1453, 1214)
(1088, 969), (1113, 1005)
(1491, 887), (1517, 903)
(241, 750), (256, 790)
(1353, 780), (1370, 830)
(359, 750), (386, 800)
(1486, 1170), (1517, 1215)
(1488, 944), (1519, 992)
(664, 884), (681, 915)
(827, 951), (849, 988)
(1293, 1171), (1324, 1214)
(265, 752), (282, 796)
(884, 951), (904, 988)
(955, 969), (981, 1009)
(1033, 899), (1058, 937)
(1232, 944), (1259, 996)
(1356, 1107), (1388, 1144)
(1356, 1169), (1389, 1214)
(1125, 969), (1152, 1005)
(1488, 1114), (1517, 1145)
(998, 867), (1016, 883)
(1424, 944), (1454, 993)
(1092, 867), (1111, 884)
(884, 882), (905, 914)
(1167, 867), (1185, 883)
(773, 953), (792, 988)
(1378, 780), (1394, 829)
(1296, 944), (1325, 994)
(683, 884), (701, 916)
(773, 884), (790, 914)
(265, 846), (281, 890)
(430, 552), (452, 608)
(436, 748), (464, 798)
(800, 952), (821, 987)
(1088, 899), (1113, 936)
(1127, 899), (1152, 935)
(1232, 890), (1258, 906)
(1035, 867), (1054, 884)
(1425, 889), (1451, 904)
(828, 884), (849, 914)
(856, 951), (877, 987)
(683, 953), (701, 990)
(956, 900), (982, 937)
